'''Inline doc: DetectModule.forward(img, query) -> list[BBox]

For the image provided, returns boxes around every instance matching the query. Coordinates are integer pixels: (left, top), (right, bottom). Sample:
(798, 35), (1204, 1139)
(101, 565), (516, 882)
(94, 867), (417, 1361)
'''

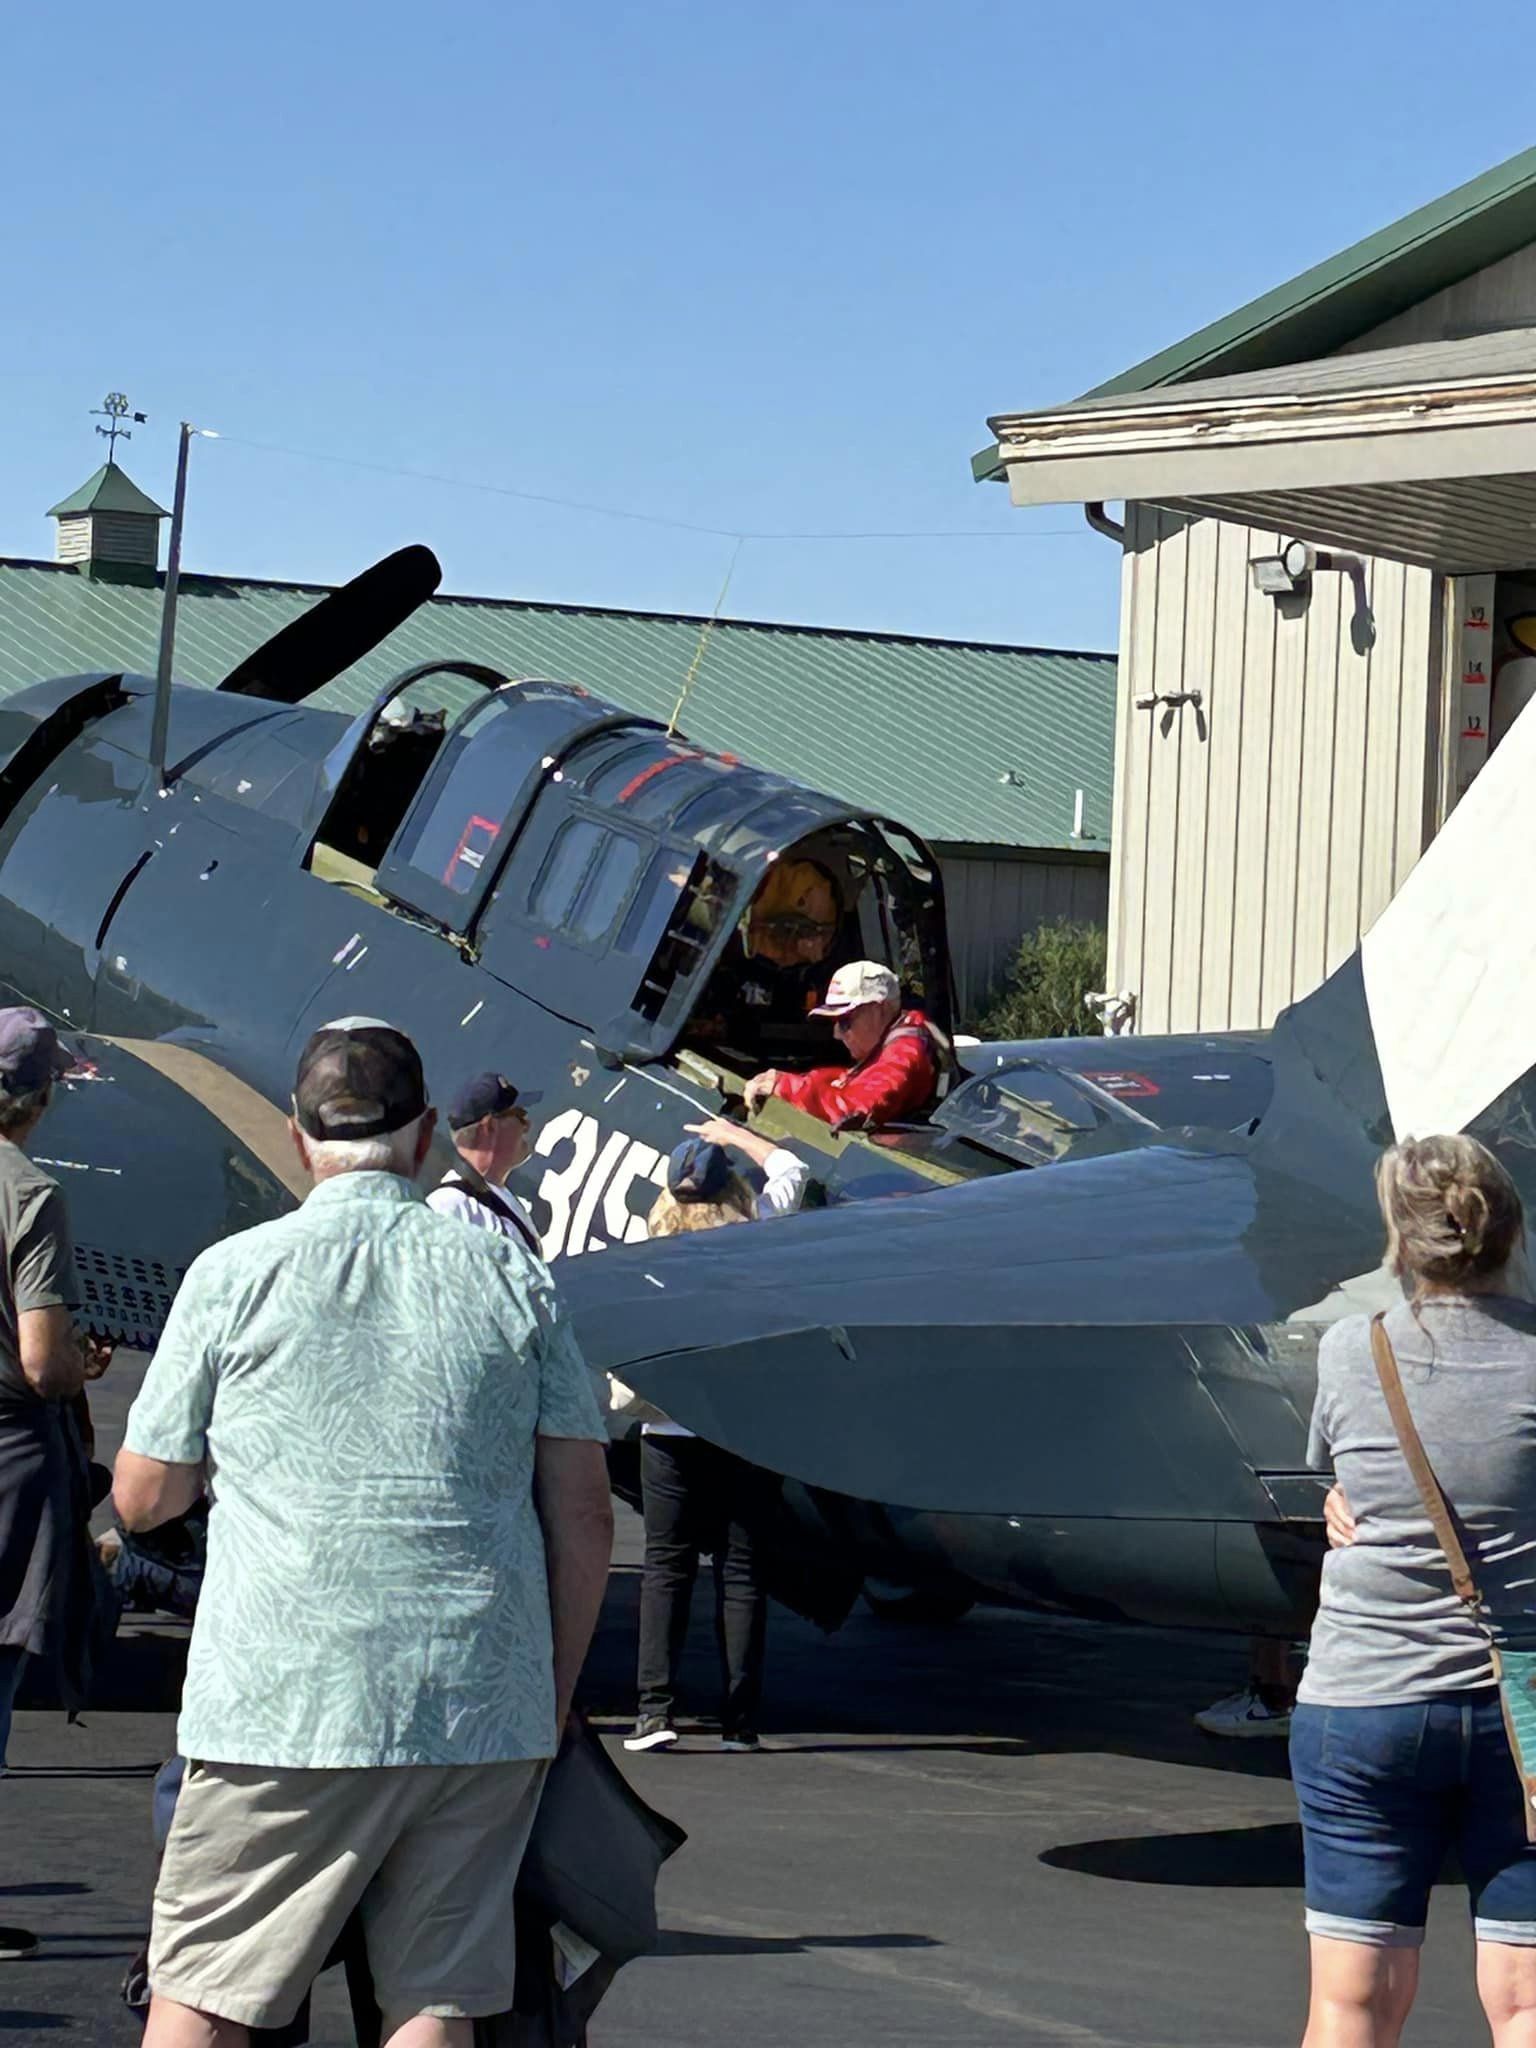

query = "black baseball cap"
(447, 1071), (541, 1133)
(292, 1017), (428, 1141)
(0, 1008), (73, 1098)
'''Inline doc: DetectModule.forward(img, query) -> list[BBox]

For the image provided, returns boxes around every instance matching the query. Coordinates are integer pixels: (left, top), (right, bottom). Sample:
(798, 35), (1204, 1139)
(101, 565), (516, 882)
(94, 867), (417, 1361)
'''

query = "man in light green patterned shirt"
(113, 1019), (613, 2048)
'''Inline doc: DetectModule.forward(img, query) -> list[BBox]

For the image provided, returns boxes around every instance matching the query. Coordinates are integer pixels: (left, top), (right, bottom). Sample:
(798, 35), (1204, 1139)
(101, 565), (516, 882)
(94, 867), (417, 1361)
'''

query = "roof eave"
(996, 375), (1536, 503)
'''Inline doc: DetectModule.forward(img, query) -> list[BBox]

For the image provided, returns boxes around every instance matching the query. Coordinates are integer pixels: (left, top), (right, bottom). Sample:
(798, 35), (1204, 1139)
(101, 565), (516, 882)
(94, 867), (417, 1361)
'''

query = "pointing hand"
(686, 1116), (741, 1148)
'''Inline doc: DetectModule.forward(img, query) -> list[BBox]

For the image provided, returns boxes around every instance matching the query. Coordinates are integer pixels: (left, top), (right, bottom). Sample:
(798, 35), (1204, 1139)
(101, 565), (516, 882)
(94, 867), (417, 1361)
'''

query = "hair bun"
(1444, 1180), (1492, 1255)
(1377, 1134), (1524, 1287)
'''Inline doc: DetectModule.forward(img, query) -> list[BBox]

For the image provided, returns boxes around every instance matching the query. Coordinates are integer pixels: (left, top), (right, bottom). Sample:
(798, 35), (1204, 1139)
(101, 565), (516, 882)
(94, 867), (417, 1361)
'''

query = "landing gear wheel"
(861, 1579), (976, 1626)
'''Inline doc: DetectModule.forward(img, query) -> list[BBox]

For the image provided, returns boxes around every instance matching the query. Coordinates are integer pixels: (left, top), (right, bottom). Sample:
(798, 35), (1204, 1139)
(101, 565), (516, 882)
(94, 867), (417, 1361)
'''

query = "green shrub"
(970, 918), (1108, 1041)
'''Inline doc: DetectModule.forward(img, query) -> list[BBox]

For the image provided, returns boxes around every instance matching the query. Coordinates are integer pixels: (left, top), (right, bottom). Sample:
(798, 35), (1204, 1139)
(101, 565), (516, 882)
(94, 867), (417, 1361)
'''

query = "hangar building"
(979, 144), (1536, 1035)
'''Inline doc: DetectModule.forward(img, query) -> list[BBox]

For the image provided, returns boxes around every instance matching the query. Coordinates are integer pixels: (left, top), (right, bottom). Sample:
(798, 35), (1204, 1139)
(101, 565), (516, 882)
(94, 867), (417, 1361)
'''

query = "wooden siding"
(55, 512), (158, 568)
(1343, 240), (1536, 352)
(938, 850), (1110, 1022)
(54, 518), (91, 564)
(1109, 505), (1437, 1033)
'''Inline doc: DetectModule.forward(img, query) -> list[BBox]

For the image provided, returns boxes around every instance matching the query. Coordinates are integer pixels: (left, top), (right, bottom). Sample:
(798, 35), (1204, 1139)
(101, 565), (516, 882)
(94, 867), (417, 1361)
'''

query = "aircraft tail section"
(1263, 680), (1536, 1204)
(1356, 683), (1536, 1144)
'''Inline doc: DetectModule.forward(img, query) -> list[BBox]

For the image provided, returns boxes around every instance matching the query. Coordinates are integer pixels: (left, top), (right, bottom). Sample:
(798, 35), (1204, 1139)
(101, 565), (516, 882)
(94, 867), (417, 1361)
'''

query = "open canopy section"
(988, 328), (1536, 572)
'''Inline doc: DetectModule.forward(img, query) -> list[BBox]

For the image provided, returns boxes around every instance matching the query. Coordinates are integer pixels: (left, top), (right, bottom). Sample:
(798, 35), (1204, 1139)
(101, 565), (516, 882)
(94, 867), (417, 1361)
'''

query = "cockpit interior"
(684, 823), (949, 1086)
(307, 687), (455, 901)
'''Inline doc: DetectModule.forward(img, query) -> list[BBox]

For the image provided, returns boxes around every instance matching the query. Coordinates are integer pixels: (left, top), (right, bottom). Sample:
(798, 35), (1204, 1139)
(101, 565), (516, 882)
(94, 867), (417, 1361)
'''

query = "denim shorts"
(1291, 1691), (1536, 1948)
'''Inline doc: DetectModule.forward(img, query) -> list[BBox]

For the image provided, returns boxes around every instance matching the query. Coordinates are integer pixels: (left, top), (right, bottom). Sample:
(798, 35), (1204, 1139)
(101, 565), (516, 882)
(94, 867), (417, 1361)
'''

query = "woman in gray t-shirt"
(1295, 1133), (1536, 2048)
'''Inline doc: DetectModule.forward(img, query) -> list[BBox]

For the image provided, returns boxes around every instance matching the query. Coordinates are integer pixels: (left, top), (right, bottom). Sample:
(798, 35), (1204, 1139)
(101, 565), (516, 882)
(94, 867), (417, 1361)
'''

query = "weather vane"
(92, 391), (147, 462)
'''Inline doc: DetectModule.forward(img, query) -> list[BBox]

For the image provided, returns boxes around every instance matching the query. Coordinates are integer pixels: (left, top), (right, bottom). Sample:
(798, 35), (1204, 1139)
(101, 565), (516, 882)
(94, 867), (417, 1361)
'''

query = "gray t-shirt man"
(1302, 1294), (1536, 1707)
(0, 1011), (91, 1711)
(0, 1146), (79, 1414)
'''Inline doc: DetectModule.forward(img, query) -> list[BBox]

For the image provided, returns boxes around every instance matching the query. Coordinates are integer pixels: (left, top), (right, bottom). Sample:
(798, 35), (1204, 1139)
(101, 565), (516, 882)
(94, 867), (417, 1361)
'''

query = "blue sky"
(6, 1), (1535, 653)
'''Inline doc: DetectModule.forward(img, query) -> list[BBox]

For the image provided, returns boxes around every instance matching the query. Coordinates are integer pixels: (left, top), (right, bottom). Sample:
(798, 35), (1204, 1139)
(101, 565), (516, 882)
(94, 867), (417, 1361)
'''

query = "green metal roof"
(0, 558), (1115, 851)
(46, 463), (169, 521)
(975, 142), (1536, 481)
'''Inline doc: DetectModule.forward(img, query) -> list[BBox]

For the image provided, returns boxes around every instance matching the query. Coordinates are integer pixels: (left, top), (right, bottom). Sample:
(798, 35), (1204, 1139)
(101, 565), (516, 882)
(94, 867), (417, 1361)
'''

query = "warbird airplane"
(0, 543), (1525, 1640)
(0, 544), (1258, 1308)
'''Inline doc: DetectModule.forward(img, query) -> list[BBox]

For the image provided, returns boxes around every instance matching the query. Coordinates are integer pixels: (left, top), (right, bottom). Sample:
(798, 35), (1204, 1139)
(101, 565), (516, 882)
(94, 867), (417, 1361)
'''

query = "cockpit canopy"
(303, 664), (955, 1070)
(935, 1060), (1156, 1168)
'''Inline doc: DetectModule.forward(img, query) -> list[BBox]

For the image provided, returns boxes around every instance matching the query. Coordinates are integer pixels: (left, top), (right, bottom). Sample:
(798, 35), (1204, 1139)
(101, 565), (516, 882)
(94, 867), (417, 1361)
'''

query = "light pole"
(150, 420), (218, 791)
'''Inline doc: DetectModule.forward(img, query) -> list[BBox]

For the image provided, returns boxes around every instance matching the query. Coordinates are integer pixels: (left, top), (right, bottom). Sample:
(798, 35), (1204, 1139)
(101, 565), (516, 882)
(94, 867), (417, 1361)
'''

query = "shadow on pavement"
(0, 2015), (72, 2033)
(1041, 1821), (1304, 1887)
(3, 1765), (161, 1781)
(36, 1931), (150, 1944)
(755, 1738), (1036, 1758)
(581, 1568), (1299, 1782)
(0, 1885), (90, 1899)
(657, 1929), (941, 1958)
(27, 1952), (138, 1963)
(90, 1587), (1300, 1786)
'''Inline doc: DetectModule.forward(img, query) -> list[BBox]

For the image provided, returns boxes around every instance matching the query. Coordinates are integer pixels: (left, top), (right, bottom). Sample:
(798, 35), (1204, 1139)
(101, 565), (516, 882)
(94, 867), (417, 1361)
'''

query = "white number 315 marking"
(531, 1108), (669, 1260)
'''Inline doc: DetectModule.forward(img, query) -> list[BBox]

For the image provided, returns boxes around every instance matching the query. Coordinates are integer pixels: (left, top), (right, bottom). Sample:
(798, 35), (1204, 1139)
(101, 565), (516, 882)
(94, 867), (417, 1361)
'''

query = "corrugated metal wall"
(939, 849), (1110, 1021)
(1108, 506), (1439, 1033)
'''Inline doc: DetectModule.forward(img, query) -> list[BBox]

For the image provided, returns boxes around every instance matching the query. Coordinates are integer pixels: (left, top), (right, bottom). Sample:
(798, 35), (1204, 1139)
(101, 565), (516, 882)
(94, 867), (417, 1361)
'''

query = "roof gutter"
(1084, 502), (1125, 544)
(992, 371), (1536, 509)
(971, 440), (1006, 484)
(995, 371), (1536, 459)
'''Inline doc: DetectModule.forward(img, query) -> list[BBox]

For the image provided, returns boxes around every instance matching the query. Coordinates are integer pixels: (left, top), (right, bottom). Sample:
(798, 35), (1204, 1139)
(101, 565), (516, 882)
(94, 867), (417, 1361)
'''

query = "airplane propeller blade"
(216, 544), (442, 703)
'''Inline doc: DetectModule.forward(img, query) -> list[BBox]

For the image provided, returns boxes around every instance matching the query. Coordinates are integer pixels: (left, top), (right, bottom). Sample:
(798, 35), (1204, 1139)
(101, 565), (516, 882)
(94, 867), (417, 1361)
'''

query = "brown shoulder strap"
(1370, 1312), (1481, 1610)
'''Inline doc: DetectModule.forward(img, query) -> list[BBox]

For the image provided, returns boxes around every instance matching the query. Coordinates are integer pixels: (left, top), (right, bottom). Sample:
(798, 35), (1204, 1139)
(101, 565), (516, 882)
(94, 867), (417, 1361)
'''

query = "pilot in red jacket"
(742, 961), (940, 1131)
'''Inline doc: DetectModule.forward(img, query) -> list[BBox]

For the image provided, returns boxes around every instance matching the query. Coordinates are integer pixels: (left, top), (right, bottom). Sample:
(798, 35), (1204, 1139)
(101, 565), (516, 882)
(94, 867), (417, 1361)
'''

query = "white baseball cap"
(810, 961), (899, 1016)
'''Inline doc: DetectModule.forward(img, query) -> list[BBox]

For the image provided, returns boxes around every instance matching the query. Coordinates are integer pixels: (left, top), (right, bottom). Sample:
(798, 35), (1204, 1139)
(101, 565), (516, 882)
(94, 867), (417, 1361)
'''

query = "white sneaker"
(623, 1717), (679, 1752)
(1194, 1684), (1292, 1738)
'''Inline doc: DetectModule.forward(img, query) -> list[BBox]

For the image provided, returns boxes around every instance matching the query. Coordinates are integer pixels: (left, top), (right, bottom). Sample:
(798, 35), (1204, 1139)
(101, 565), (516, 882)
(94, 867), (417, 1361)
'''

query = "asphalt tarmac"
(1, 1362), (1494, 2046)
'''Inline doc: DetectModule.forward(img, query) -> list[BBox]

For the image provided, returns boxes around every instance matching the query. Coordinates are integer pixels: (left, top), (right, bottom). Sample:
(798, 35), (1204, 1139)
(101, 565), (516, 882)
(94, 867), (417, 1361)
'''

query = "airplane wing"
(559, 1132), (1383, 1516)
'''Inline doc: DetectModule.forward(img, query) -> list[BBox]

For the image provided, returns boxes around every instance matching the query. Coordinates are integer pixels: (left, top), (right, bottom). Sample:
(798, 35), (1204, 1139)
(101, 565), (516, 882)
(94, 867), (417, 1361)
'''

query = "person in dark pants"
(0, 1008), (101, 1964)
(623, 1134), (806, 1756)
(630, 1434), (780, 1755)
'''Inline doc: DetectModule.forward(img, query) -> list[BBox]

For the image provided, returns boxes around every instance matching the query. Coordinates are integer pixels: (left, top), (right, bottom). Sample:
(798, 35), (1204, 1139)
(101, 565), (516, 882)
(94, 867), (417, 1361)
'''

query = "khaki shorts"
(148, 1756), (548, 2029)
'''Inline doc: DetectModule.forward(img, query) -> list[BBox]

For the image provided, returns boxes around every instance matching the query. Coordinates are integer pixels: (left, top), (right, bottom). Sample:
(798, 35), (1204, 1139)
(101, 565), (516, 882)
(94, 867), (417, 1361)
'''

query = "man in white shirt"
(427, 1073), (544, 1258)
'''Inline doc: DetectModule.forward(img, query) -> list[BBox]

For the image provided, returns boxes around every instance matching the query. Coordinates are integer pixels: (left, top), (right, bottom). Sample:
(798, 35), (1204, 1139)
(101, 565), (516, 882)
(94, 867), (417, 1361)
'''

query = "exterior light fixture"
(1250, 540), (1364, 600)
(1249, 556), (1294, 595)
(1250, 540), (1316, 596)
